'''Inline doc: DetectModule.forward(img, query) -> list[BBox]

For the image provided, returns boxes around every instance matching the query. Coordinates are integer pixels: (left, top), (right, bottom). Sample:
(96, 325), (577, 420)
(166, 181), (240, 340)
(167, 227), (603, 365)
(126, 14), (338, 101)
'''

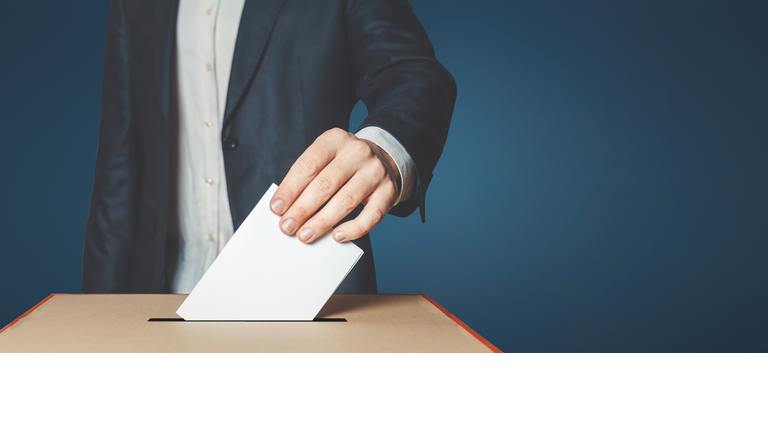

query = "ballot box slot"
(147, 318), (347, 322)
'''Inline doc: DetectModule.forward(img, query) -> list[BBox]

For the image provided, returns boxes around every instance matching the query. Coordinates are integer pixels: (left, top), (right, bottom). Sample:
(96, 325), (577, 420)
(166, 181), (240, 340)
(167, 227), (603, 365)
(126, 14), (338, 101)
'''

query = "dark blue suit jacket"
(82, 0), (456, 294)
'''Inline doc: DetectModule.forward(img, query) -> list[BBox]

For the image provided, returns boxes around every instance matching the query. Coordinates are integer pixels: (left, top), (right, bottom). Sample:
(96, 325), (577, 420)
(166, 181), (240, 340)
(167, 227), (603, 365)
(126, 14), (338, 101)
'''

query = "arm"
(347, 0), (457, 221)
(269, 0), (456, 242)
(82, 0), (139, 293)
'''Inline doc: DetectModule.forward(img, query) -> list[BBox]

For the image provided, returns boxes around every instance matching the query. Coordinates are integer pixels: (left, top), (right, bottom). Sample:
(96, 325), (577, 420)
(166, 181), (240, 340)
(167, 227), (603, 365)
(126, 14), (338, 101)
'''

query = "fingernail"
(334, 231), (347, 242)
(282, 218), (296, 233)
(300, 228), (314, 242)
(271, 199), (285, 214)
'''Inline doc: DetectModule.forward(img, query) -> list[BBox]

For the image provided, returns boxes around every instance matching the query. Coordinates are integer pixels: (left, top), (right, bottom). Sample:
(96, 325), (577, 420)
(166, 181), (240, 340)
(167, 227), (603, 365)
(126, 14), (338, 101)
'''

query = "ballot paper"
(176, 184), (363, 321)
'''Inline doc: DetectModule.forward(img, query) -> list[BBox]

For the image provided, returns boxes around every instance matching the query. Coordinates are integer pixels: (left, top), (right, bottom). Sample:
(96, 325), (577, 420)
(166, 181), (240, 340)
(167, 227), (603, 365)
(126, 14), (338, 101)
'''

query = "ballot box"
(0, 294), (500, 353)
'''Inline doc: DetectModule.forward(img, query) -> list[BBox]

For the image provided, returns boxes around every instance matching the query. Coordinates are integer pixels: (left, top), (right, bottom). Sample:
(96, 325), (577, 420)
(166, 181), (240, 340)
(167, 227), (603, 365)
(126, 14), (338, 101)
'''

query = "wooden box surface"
(0, 294), (500, 353)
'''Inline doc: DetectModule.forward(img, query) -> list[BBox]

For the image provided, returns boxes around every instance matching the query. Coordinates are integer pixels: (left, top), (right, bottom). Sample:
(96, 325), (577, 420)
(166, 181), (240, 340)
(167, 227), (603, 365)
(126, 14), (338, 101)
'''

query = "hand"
(269, 128), (400, 243)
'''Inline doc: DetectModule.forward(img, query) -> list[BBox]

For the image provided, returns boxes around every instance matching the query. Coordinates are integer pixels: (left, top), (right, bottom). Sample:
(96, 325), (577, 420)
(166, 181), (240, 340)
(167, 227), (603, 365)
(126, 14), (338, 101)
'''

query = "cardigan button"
(224, 137), (238, 151)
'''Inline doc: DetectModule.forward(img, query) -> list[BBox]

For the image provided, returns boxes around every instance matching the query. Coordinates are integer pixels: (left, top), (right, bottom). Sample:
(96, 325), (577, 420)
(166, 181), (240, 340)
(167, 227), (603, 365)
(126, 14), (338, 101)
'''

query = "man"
(82, 0), (456, 294)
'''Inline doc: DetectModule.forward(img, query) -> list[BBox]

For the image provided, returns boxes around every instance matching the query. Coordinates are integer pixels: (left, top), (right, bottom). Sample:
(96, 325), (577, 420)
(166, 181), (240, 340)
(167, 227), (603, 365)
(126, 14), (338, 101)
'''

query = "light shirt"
(172, 0), (415, 294)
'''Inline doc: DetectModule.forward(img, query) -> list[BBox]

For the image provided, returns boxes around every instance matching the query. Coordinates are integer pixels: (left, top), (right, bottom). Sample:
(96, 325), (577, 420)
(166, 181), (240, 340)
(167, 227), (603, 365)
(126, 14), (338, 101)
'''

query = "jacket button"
(224, 137), (238, 150)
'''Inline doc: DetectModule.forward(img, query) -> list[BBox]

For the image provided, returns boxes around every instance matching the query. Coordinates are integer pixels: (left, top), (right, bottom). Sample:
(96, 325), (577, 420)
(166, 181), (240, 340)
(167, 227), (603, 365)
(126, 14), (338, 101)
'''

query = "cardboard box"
(0, 294), (500, 353)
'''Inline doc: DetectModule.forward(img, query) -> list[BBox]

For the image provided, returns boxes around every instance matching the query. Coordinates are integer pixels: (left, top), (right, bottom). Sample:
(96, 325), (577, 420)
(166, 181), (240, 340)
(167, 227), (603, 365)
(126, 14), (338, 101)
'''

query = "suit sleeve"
(81, 0), (139, 293)
(345, 0), (457, 222)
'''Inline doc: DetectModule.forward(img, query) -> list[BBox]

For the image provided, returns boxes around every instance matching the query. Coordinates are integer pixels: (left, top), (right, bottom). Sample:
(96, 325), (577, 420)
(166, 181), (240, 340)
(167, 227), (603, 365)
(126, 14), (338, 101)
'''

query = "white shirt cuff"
(355, 126), (416, 205)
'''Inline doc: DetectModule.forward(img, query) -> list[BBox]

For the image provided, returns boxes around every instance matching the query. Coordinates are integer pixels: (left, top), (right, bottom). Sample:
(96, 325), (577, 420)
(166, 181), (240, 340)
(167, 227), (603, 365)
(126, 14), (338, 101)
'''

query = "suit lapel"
(223, 0), (287, 126)
(153, 0), (181, 133)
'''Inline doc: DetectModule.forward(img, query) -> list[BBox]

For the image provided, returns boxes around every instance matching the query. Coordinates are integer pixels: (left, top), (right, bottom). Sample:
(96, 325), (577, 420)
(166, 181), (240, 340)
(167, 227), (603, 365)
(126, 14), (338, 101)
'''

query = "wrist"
(359, 138), (401, 196)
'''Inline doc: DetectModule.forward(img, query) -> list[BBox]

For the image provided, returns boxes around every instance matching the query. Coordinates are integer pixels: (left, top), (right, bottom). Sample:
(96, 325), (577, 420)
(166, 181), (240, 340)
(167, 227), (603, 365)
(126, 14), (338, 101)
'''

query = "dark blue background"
(1, 0), (765, 352)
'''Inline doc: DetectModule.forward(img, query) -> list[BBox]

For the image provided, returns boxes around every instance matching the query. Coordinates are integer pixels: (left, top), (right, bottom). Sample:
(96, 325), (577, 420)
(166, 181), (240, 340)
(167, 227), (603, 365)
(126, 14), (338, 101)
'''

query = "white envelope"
(176, 184), (363, 321)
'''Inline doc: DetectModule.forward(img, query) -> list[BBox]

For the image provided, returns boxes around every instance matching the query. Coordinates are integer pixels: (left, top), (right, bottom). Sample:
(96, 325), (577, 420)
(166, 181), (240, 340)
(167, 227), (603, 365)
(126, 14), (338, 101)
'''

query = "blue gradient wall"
(1, 0), (766, 352)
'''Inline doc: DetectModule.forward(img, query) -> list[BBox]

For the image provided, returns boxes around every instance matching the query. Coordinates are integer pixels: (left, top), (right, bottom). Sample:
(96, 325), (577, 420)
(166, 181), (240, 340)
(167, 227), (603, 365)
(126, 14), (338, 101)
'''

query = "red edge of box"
(0, 293), (57, 335)
(421, 294), (502, 353)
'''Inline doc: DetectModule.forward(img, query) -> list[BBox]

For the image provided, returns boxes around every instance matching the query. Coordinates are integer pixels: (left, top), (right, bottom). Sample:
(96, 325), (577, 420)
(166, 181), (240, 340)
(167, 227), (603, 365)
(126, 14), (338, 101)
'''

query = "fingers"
(295, 168), (394, 243)
(332, 186), (397, 242)
(279, 157), (359, 238)
(270, 128), (348, 216)
(270, 127), (398, 243)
